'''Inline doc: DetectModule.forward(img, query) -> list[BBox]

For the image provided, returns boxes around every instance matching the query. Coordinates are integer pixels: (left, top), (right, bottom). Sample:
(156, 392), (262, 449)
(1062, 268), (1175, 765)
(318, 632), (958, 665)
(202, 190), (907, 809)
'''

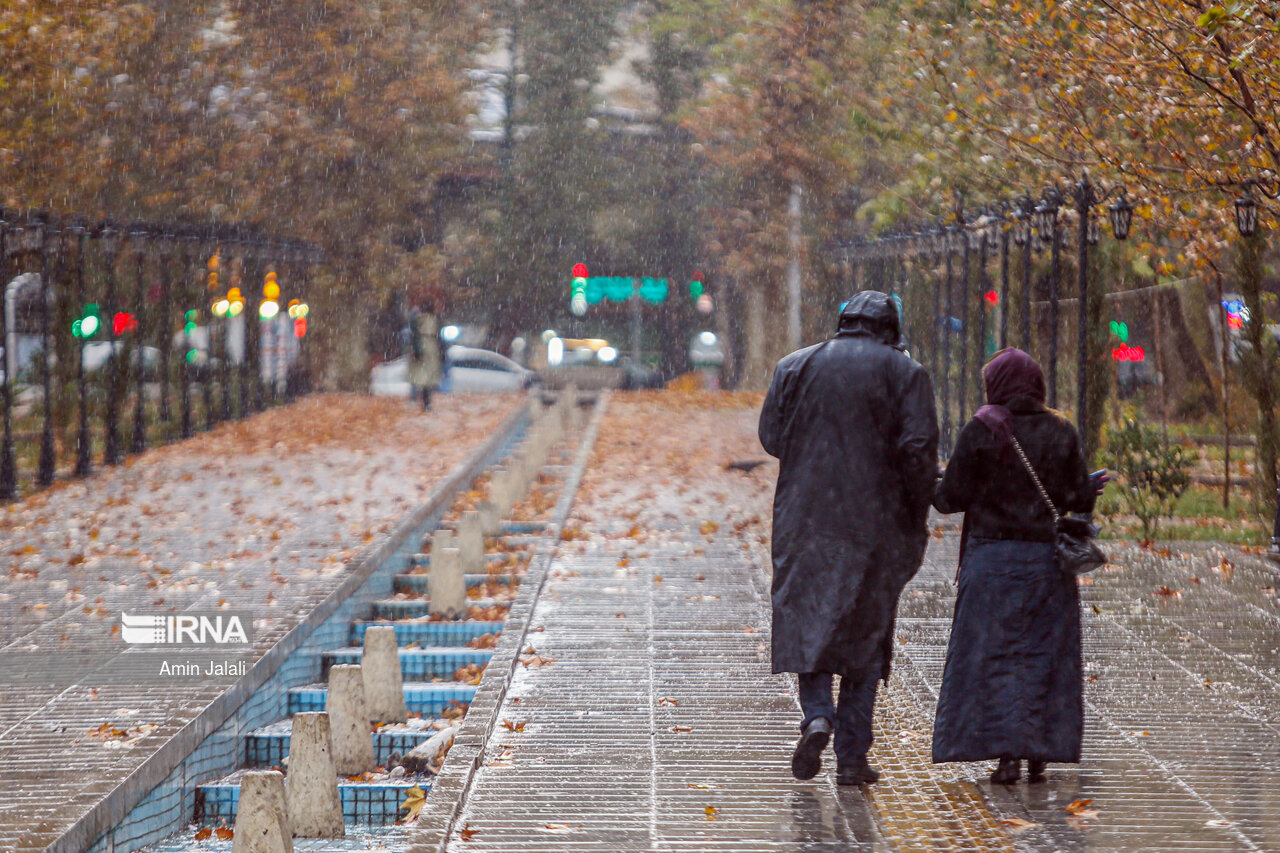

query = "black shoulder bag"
(1010, 435), (1107, 576)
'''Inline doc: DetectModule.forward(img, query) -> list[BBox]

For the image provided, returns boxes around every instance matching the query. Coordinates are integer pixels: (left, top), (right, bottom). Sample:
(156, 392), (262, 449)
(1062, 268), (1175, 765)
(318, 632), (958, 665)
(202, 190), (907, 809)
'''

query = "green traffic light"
(689, 280), (704, 300)
(72, 319), (82, 338)
(184, 321), (197, 335)
(1108, 320), (1129, 342)
(80, 314), (100, 337)
(185, 349), (199, 364)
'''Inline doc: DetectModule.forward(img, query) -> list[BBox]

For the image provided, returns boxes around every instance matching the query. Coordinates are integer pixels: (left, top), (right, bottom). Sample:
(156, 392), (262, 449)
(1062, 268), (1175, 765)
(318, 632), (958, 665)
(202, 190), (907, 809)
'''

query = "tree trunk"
(1236, 230), (1279, 512)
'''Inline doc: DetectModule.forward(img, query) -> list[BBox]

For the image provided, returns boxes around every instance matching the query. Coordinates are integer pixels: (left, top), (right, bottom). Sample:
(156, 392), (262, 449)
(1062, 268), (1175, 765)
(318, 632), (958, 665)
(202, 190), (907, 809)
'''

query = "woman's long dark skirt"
(931, 537), (1083, 764)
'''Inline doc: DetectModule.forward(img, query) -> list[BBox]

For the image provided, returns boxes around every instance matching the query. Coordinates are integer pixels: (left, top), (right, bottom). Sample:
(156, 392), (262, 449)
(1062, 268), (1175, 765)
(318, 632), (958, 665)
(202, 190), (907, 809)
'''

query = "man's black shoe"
(791, 717), (832, 780)
(836, 759), (880, 786)
(1027, 760), (1047, 782)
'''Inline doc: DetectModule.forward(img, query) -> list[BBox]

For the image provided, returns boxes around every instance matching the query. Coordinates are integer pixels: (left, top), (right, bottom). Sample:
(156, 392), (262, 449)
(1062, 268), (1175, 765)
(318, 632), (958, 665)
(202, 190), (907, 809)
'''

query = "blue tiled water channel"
(84, 409), (556, 853)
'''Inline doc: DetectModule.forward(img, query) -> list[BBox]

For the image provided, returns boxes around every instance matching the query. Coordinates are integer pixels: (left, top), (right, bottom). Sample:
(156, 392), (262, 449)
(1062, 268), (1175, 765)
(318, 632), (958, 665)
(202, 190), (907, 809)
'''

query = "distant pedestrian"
(931, 348), (1103, 784)
(407, 293), (444, 410)
(759, 291), (939, 785)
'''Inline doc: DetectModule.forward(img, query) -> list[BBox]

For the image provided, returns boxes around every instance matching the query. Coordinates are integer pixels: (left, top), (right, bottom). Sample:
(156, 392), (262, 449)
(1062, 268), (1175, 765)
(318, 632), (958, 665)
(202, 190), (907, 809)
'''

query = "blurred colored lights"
(597, 346), (618, 363)
(1111, 343), (1145, 362)
(441, 324), (461, 342)
(699, 331), (718, 347)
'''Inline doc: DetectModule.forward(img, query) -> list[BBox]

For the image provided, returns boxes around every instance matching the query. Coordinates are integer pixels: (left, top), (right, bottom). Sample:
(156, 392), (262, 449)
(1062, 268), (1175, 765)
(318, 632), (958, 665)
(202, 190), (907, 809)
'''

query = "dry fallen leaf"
(1000, 817), (1039, 832)
(658, 697), (680, 707)
(671, 725), (693, 733)
(687, 782), (717, 789)
(214, 826), (234, 840)
(538, 823), (576, 834)
(500, 719), (528, 732)
(705, 805), (718, 821)
(194, 828), (212, 841)
(459, 823), (478, 841)
(398, 784), (427, 824)
(1065, 798), (1100, 818)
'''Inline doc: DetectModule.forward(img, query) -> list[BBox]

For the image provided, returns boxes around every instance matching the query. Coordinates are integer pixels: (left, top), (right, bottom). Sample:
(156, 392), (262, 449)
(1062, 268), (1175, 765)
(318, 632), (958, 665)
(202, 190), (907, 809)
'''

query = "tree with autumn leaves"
(1, 0), (482, 387)
(907, 0), (1280, 504)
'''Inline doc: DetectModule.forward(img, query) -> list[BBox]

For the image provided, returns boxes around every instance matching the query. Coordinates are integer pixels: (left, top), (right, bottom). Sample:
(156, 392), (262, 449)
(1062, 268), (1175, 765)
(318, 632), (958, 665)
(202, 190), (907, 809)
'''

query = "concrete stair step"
(407, 551), (520, 570)
(196, 777), (428, 826)
(393, 572), (516, 594)
(286, 681), (476, 717)
(369, 596), (510, 621)
(245, 717), (450, 767)
(349, 620), (502, 647)
(320, 646), (492, 680)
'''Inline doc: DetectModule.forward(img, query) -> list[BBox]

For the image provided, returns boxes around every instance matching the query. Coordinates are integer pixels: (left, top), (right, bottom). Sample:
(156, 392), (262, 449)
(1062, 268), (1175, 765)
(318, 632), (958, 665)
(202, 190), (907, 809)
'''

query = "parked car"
(82, 341), (161, 374)
(446, 345), (539, 393)
(369, 346), (537, 397)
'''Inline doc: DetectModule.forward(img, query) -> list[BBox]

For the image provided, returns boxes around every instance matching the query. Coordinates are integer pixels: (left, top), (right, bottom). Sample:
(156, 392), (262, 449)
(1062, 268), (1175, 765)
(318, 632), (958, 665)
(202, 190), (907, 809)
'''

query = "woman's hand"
(1090, 469), (1110, 495)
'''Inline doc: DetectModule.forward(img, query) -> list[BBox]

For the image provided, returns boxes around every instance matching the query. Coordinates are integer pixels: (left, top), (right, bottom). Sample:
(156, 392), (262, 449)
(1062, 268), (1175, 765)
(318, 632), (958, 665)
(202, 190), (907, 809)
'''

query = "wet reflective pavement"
(431, 395), (1280, 852)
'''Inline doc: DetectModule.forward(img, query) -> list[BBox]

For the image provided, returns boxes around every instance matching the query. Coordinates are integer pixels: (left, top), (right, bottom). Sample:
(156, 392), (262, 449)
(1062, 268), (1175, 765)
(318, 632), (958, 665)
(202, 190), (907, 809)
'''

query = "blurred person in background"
(407, 288), (445, 409)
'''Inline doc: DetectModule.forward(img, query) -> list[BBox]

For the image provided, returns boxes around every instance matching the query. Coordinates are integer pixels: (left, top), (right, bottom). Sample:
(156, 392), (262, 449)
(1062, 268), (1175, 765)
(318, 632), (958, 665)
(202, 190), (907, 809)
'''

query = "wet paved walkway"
(0, 394), (522, 853)
(432, 393), (1280, 852)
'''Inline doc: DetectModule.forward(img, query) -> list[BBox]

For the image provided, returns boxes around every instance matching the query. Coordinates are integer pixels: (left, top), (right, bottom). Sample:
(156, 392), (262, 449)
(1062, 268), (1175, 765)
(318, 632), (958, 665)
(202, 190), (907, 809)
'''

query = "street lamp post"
(72, 220), (93, 478)
(158, 231), (174, 426)
(1014, 194), (1035, 351)
(130, 222), (150, 455)
(941, 225), (957, 453)
(1230, 178), (1280, 559)
(1034, 188), (1064, 408)
(36, 213), (57, 487)
(100, 222), (123, 465)
(0, 209), (14, 500)
(1071, 171), (1132, 462)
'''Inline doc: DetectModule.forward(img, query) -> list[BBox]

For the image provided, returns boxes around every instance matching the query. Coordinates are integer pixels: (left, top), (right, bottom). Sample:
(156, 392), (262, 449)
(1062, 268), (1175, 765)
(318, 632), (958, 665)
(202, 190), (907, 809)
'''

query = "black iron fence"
(830, 176), (1135, 461)
(0, 209), (325, 500)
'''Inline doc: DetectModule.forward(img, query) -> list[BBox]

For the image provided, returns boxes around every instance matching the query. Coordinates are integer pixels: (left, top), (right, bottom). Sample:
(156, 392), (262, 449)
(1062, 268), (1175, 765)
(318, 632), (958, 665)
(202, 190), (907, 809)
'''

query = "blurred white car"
(369, 346), (536, 397)
(82, 341), (161, 373)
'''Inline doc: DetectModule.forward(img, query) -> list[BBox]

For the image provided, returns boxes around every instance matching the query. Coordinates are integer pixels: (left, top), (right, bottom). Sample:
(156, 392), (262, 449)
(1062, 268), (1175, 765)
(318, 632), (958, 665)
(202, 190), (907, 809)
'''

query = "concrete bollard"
(478, 500), (502, 537)
(490, 469), (513, 516)
(430, 528), (454, 558)
(457, 510), (484, 572)
(285, 713), (345, 838)
(429, 547), (466, 618)
(232, 770), (293, 853)
(326, 665), (375, 775)
(362, 626), (407, 723)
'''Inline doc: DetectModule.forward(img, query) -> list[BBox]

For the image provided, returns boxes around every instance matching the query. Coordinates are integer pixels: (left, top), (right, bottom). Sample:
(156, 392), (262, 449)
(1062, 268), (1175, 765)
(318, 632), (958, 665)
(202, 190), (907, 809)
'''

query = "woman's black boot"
(1027, 760), (1047, 782)
(990, 757), (1021, 784)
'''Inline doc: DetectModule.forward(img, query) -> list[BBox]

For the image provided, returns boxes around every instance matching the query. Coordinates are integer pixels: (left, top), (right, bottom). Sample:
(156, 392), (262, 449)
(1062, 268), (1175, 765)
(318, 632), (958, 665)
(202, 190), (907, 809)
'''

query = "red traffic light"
(572, 262), (589, 278)
(294, 317), (308, 338)
(112, 312), (138, 336)
(692, 269), (704, 282)
(983, 290), (999, 306)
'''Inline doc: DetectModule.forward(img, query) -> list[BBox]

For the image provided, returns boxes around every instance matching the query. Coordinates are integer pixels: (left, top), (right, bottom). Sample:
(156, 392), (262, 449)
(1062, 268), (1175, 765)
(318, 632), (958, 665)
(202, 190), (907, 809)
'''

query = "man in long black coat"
(759, 291), (938, 784)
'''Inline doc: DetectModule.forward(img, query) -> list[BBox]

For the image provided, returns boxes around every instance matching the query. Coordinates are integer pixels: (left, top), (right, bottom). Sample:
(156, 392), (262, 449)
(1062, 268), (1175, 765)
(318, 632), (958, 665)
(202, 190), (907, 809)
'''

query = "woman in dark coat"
(931, 348), (1099, 784)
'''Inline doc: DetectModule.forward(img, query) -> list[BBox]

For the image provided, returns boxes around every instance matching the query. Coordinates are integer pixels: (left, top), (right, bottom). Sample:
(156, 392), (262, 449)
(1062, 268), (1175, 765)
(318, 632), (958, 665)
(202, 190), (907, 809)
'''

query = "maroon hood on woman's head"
(975, 348), (1046, 462)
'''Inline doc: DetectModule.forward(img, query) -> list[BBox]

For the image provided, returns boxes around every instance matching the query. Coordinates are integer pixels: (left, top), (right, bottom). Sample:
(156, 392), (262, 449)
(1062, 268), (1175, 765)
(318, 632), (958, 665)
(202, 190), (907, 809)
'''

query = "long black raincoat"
(759, 292), (939, 680)
(931, 397), (1096, 763)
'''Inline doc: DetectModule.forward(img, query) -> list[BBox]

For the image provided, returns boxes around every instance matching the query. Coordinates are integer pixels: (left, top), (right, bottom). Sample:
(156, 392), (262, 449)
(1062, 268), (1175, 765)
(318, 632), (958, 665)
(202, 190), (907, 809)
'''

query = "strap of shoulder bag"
(1009, 434), (1061, 524)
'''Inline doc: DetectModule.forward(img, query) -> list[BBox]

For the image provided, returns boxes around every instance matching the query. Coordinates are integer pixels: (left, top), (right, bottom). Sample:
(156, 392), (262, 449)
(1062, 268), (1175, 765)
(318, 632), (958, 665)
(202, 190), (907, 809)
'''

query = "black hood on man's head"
(836, 290), (903, 348)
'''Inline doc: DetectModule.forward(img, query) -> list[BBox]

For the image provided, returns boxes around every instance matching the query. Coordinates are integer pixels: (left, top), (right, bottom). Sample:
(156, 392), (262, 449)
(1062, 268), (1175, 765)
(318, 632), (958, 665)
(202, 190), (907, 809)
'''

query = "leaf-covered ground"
(0, 392), (519, 853)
